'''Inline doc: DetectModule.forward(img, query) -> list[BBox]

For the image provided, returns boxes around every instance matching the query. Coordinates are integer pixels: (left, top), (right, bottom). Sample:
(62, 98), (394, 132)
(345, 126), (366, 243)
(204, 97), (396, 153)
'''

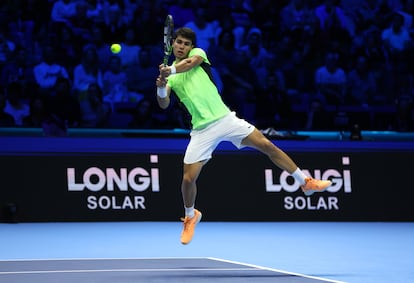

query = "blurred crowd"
(0, 0), (414, 136)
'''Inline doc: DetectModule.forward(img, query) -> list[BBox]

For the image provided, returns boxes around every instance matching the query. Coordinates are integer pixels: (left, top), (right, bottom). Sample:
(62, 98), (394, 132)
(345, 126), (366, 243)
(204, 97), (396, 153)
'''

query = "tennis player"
(155, 27), (332, 245)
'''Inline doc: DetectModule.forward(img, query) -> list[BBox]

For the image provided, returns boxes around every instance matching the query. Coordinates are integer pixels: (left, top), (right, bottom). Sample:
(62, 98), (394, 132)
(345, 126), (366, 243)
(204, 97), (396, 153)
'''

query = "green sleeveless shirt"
(167, 48), (230, 129)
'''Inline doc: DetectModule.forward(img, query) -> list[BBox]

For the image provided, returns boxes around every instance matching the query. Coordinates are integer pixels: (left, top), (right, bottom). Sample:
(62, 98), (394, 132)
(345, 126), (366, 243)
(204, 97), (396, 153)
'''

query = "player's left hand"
(156, 75), (167, 88)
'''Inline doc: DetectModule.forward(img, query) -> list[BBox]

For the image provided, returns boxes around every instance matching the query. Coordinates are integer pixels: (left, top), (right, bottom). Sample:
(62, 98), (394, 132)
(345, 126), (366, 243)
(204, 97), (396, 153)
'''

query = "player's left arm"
(160, 55), (203, 77)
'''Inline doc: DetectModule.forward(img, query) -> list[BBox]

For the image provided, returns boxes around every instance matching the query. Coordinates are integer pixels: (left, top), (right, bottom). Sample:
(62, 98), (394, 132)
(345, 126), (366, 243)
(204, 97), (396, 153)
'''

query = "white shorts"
(184, 112), (255, 164)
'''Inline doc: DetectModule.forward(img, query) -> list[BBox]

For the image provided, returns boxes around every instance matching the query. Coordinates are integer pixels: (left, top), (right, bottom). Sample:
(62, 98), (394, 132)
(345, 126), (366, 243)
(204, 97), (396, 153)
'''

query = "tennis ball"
(110, 43), (121, 54)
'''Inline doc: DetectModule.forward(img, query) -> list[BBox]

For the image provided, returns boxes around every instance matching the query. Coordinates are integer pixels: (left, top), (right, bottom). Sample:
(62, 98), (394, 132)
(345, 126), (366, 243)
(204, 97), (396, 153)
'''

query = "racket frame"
(163, 15), (174, 67)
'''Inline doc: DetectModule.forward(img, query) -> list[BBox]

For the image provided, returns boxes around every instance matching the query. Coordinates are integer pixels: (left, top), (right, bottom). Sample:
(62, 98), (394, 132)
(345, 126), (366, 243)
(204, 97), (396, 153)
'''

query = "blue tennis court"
(0, 222), (412, 283)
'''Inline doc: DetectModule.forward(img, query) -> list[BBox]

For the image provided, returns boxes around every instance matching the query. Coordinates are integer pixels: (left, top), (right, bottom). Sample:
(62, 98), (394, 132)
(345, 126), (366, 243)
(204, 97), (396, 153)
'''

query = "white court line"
(0, 256), (208, 262)
(0, 268), (257, 275)
(208, 257), (347, 283)
(0, 257), (347, 282)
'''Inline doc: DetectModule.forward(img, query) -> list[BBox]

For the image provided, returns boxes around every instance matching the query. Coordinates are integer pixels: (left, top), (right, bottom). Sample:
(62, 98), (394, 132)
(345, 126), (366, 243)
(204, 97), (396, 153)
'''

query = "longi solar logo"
(67, 155), (160, 210)
(265, 157), (352, 210)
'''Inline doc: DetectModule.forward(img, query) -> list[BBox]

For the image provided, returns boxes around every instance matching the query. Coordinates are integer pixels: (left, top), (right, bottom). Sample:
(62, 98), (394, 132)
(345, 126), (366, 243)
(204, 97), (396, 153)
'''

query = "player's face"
(173, 36), (193, 60)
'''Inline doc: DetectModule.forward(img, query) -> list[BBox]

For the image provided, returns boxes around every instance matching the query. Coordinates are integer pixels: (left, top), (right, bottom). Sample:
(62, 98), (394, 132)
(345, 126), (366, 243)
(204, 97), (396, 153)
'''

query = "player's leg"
(241, 128), (332, 195)
(241, 128), (297, 173)
(180, 161), (204, 245)
(182, 161), (204, 209)
(179, 123), (219, 244)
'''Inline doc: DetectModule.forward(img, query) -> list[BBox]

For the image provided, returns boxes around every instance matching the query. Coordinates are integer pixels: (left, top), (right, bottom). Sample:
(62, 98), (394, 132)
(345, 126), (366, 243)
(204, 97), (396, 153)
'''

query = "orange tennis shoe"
(180, 209), (202, 245)
(301, 178), (332, 196)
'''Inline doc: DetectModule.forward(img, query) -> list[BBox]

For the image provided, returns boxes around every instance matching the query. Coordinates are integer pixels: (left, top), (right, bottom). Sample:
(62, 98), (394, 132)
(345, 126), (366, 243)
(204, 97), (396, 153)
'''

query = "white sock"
(185, 206), (195, 218)
(291, 168), (308, 185)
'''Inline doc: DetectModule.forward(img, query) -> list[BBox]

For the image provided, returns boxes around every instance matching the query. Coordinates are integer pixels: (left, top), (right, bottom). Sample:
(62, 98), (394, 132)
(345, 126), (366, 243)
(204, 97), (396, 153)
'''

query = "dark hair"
(174, 27), (197, 47)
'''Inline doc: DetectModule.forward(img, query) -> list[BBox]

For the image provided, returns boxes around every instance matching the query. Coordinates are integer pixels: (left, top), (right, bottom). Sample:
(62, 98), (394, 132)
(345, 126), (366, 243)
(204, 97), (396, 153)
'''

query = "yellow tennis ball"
(110, 43), (121, 54)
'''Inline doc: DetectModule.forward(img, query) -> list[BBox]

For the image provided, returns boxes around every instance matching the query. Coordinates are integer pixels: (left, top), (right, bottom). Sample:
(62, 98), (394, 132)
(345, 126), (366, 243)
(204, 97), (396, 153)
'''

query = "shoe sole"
(303, 182), (332, 196)
(181, 212), (202, 245)
(304, 188), (326, 196)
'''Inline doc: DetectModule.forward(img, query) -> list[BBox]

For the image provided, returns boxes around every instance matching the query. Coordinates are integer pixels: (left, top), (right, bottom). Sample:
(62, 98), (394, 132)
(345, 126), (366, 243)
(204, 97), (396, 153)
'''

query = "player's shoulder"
(189, 48), (211, 65)
(189, 47), (206, 56)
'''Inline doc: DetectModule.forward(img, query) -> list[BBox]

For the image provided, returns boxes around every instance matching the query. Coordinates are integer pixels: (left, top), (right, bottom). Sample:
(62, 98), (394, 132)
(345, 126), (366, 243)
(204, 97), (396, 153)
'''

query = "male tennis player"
(155, 27), (332, 245)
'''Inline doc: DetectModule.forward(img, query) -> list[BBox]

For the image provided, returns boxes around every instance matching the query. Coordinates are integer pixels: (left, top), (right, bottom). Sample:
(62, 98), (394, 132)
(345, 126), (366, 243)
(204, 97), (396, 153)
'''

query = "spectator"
(79, 82), (111, 128)
(101, 0), (127, 44)
(183, 7), (216, 51)
(279, 0), (318, 35)
(6, 0), (37, 51)
(53, 24), (83, 77)
(220, 49), (259, 121)
(350, 27), (389, 104)
(255, 53), (286, 93)
(128, 98), (161, 129)
(315, 51), (347, 106)
(85, 0), (105, 23)
(396, 2), (414, 30)
(118, 27), (141, 69)
(271, 34), (295, 72)
(3, 82), (30, 126)
(33, 44), (70, 95)
(381, 12), (413, 98)
(315, 0), (348, 31)
(346, 55), (377, 106)
(123, 0), (139, 25)
(239, 27), (272, 80)
(43, 77), (81, 134)
(103, 55), (142, 104)
(213, 16), (245, 51)
(250, 0), (283, 46)
(382, 13), (412, 56)
(50, 0), (77, 24)
(0, 32), (14, 67)
(255, 72), (293, 130)
(23, 95), (47, 128)
(314, 0), (353, 46)
(0, 93), (15, 127)
(132, 2), (163, 47)
(68, 1), (94, 42)
(351, 0), (390, 31)
(88, 24), (112, 71)
(281, 48), (316, 102)
(209, 29), (237, 67)
(0, 46), (36, 99)
(168, 0), (195, 28)
(230, 0), (253, 48)
(73, 45), (104, 97)
(304, 98), (335, 130)
(125, 47), (159, 100)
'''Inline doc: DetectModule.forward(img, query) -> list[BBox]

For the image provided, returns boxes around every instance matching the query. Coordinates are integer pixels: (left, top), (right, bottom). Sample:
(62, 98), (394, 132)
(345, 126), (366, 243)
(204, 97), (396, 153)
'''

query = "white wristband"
(157, 87), (167, 98)
(170, 65), (176, 74)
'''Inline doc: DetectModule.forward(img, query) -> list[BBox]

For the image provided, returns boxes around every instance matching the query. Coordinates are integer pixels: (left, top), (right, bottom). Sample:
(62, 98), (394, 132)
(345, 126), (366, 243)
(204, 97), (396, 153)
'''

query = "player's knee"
(182, 174), (197, 185)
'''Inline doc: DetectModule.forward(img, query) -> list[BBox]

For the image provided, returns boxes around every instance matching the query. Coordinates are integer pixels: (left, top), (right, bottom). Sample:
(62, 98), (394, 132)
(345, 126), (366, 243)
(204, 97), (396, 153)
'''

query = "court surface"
(0, 257), (343, 283)
(0, 222), (413, 283)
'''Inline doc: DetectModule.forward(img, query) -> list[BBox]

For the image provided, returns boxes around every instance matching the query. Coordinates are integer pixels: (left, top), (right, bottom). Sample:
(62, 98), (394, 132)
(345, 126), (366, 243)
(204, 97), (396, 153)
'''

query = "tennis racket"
(163, 14), (174, 67)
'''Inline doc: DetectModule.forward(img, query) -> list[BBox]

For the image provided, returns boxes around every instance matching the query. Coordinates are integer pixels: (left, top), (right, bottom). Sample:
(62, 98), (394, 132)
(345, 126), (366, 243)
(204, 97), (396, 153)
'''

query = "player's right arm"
(156, 75), (171, 109)
(160, 55), (203, 77)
